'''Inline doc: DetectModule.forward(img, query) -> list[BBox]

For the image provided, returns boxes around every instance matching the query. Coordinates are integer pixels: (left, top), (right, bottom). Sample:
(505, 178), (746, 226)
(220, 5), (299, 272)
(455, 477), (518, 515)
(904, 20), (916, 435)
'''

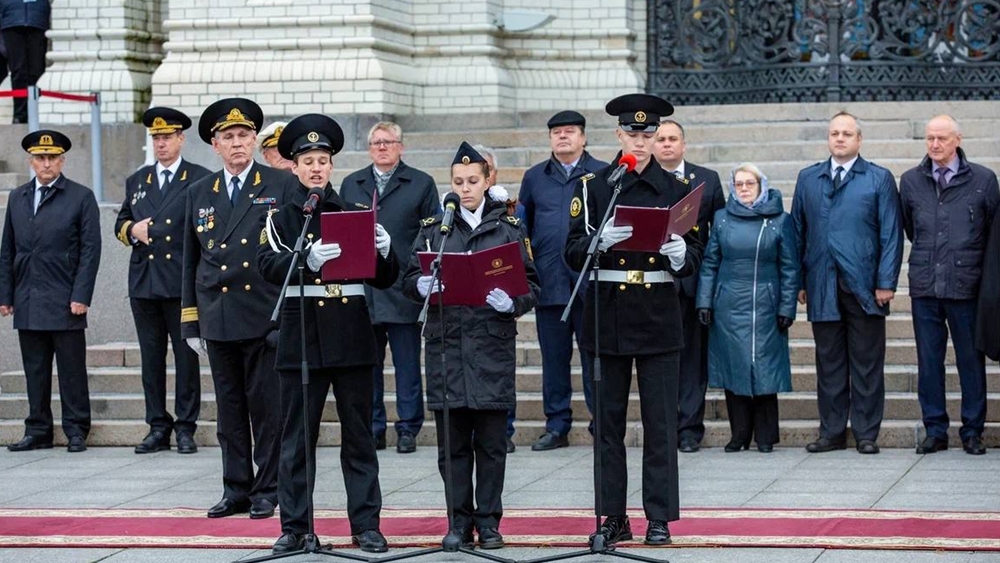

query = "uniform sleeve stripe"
(117, 221), (133, 246)
(180, 307), (198, 323)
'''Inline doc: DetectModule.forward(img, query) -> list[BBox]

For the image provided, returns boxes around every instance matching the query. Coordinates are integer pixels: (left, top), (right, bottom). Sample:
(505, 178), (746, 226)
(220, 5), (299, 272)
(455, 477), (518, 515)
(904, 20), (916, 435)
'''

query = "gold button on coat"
(221, 265), (228, 271)
(166, 254), (172, 260)
(148, 254), (154, 260)
(165, 219), (172, 225)
(618, 258), (626, 266)
(648, 257), (656, 264)
(243, 262), (249, 268)
(221, 287), (228, 293)
(245, 285), (251, 291)
(341, 298), (349, 304)
(221, 243), (227, 249)
(619, 284), (626, 291)
(241, 238), (248, 245)
(318, 300), (325, 307)
(165, 236), (172, 242)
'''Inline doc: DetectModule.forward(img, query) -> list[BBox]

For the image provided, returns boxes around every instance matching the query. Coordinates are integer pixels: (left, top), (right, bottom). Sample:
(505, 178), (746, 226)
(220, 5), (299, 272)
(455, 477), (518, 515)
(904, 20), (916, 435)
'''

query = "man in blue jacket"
(0, 0), (51, 123)
(518, 110), (607, 451)
(791, 111), (903, 455)
(900, 115), (1000, 456)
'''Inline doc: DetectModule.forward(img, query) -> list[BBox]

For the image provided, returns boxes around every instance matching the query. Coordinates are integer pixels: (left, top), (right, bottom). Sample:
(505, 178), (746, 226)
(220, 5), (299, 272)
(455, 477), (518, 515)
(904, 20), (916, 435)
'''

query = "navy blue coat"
(675, 161), (726, 298)
(696, 189), (799, 396)
(0, 0), (51, 30)
(0, 175), (102, 331)
(518, 152), (607, 307)
(791, 156), (904, 322)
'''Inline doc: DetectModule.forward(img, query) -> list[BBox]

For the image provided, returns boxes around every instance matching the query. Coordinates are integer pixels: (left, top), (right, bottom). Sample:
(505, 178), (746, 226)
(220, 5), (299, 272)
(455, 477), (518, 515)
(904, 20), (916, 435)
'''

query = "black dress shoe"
(506, 436), (516, 453)
(477, 527), (504, 549)
(176, 432), (197, 454)
(250, 498), (276, 519)
(352, 529), (388, 553)
(589, 515), (632, 546)
(374, 433), (386, 451)
(856, 440), (880, 454)
(272, 532), (304, 553)
(757, 443), (774, 453)
(7, 435), (53, 452)
(916, 436), (948, 454)
(67, 436), (87, 453)
(678, 438), (700, 453)
(644, 520), (672, 545)
(444, 527), (475, 549)
(805, 437), (847, 453)
(207, 497), (251, 518)
(963, 436), (986, 455)
(397, 432), (416, 454)
(135, 430), (170, 454)
(724, 439), (749, 453)
(531, 431), (569, 451)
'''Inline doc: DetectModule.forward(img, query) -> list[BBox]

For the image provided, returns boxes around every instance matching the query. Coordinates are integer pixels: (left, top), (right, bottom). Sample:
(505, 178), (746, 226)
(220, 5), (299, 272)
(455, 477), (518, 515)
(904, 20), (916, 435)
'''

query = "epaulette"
(504, 216), (521, 226)
(421, 216), (440, 226)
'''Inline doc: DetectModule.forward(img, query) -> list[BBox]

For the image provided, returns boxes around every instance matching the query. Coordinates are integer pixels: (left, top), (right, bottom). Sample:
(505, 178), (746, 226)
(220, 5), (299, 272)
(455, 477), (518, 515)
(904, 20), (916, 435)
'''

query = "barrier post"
(90, 92), (103, 202)
(27, 85), (40, 132)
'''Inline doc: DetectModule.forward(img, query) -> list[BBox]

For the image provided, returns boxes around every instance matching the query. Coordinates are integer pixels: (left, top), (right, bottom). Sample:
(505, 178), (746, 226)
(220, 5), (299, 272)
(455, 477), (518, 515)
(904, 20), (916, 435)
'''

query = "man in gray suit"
(340, 121), (440, 454)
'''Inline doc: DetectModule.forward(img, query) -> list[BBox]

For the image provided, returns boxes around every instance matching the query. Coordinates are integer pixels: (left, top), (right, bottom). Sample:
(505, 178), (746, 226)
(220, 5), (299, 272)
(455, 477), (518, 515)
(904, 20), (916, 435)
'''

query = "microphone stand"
(524, 174), (668, 563)
(243, 210), (368, 563)
(374, 225), (513, 563)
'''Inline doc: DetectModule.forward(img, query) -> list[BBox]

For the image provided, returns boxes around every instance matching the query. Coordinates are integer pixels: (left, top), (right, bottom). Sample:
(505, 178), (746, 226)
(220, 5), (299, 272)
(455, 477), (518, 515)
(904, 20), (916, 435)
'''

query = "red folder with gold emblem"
(611, 182), (704, 252)
(418, 241), (529, 306)
(320, 209), (376, 281)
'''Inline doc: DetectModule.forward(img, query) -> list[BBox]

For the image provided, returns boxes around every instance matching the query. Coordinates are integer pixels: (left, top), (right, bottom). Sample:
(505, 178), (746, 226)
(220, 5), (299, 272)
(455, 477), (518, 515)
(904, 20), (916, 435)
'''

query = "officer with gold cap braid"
(180, 98), (296, 520)
(257, 121), (293, 172)
(115, 107), (211, 455)
(257, 113), (396, 554)
(1, 130), (101, 454)
(564, 94), (703, 546)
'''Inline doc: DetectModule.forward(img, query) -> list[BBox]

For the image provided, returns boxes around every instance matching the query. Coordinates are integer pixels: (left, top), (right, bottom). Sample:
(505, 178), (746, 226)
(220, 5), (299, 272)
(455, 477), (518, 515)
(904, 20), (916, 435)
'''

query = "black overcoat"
(676, 161), (726, 298)
(976, 203), (1000, 360)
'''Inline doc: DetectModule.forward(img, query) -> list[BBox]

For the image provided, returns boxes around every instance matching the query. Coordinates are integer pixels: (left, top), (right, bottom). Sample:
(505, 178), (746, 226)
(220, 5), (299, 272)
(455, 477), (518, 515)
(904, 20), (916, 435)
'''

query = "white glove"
(598, 224), (632, 252)
(486, 288), (514, 313)
(660, 233), (686, 270)
(375, 223), (391, 259)
(185, 337), (206, 357)
(305, 240), (341, 272)
(416, 275), (444, 298)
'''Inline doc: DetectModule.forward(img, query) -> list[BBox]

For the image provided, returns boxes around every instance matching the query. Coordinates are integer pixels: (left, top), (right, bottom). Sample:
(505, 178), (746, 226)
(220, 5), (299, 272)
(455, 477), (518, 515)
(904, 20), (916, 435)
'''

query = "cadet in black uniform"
(180, 98), (293, 520)
(257, 114), (396, 554)
(115, 107), (211, 455)
(1, 131), (101, 453)
(564, 95), (703, 546)
(402, 142), (540, 550)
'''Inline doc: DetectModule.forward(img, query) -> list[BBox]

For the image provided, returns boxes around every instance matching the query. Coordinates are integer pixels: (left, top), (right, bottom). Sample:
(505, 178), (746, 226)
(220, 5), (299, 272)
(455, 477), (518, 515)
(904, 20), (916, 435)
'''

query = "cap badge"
(226, 108), (246, 122)
(40, 134), (53, 146)
(307, 131), (319, 143)
(152, 117), (168, 128)
(461, 156), (471, 165)
(273, 126), (284, 138)
(634, 111), (647, 123)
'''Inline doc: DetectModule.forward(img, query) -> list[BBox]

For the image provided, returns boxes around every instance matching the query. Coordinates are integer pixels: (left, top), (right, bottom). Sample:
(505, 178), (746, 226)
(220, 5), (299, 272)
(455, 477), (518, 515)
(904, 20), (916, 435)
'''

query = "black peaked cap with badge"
(276, 113), (345, 160)
(605, 93), (674, 132)
(143, 107), (192, 135)
(22, 130), (71, 155)
(547, 110), (586, 130)
(198, 98), (263, 143)
(452, 141), (487, 166)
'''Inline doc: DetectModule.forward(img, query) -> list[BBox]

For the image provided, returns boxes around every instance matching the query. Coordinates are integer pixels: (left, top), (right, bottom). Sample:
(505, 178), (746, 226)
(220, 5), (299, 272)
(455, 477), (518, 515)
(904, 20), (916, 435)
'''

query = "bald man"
(900, 115), (1000, 456)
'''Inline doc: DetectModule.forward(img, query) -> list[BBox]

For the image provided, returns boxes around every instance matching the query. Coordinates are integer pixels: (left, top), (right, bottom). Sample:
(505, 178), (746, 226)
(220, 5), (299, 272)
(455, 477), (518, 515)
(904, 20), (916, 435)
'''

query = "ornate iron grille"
(647, 0), (1000, 104)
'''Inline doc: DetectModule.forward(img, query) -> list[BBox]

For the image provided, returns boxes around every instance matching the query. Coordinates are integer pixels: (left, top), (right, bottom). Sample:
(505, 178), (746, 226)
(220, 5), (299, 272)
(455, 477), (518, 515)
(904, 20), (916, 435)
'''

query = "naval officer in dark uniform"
(181, 98), (292, 519)
(1, 130), (101, 453)
(564, 94), (702, 546)
(115, 107), (211, 455)
(257, 114), (395, 554)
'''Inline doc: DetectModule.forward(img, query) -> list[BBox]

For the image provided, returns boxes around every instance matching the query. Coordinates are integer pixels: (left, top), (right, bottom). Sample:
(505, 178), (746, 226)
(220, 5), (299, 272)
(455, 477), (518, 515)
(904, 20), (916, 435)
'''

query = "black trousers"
(677, 294), (708, 443)
(278, 366), (382, 535)
(724, 391), (779, 447)
(434, 408), (507, 532)
(598, 353), (679, 522)
(18, 330), (90, 440)
(130, 298), (200, 435)
(811, 286), (886, 442)
(205, 337), (280, 504)
(2, 27), (47, 123)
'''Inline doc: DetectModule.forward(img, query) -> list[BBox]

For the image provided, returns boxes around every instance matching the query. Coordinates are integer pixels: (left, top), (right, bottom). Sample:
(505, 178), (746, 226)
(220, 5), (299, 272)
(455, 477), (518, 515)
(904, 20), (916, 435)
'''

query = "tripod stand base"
(372, 544), (516, 563)
(520, 541), (670, 563)
(239, 534), (371, 563)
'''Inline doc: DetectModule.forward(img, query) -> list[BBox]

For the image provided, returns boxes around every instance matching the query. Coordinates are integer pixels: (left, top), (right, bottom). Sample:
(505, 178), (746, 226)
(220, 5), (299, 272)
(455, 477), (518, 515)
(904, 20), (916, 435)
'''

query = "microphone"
(606, 153), (638, 185)
(440, 192), (461, 234)
(301, 187), (325, 215)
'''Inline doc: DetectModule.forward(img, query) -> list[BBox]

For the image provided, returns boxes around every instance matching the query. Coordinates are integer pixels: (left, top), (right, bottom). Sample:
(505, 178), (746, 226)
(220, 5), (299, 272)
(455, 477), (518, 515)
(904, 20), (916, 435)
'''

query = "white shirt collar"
(663, 160), (686, 177)
(830, 155), (859, 177)
(155, 157), (182, 180)
(34, 175), (61, 189)
(223, 161), (254, 189)
(460, 198), (486, 230)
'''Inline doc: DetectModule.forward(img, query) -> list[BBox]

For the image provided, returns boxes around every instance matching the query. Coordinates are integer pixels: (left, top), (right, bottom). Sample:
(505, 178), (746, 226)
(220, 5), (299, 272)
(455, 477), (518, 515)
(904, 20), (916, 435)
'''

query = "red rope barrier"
(0, 88), (28, 98)
(0, 88), (98, 102)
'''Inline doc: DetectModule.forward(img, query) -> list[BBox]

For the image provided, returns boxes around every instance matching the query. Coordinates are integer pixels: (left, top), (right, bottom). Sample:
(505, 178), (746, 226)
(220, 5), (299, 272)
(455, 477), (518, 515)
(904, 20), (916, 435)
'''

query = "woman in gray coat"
(696, 163), (800, 452)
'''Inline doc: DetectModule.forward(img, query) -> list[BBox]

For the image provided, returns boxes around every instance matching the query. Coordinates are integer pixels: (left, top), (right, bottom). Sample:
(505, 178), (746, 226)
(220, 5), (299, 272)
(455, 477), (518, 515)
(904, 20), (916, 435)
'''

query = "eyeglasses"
(369, 140), (401, 148)
(734, 180), (758, 188)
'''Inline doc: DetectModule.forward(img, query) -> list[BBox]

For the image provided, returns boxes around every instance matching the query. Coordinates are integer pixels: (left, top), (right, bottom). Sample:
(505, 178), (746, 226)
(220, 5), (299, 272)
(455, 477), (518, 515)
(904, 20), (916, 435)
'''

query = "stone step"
(2, 389), (993, 424)
(2, 418), (998, 449)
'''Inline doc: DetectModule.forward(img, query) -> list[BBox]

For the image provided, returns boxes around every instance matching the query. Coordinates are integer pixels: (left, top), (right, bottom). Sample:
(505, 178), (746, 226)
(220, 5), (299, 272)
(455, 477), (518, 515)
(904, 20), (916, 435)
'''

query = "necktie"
(161, 170), (172, 193)
(936, 169), (948, 197)
(34, 185), (49, 215)
(563, 163), (574, 177)
(230, 176), (241, 207)
(674, 170), (684, 181)
(833, 166), (844, 191)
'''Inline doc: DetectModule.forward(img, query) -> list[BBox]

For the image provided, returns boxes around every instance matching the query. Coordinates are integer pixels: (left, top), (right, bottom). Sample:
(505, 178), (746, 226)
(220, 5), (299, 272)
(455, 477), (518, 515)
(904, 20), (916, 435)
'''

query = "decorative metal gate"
(647, 0), (1000, 104)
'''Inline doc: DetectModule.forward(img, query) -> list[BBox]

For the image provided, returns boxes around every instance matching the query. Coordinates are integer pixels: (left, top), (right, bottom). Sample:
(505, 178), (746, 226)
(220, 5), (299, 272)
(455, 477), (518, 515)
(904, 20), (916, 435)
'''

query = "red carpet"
(1, 508), (999, 550)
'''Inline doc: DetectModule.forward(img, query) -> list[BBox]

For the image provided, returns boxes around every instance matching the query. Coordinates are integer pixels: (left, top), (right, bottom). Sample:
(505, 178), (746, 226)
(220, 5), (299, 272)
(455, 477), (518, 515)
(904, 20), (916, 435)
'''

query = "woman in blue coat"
(696, 163), (800, 452)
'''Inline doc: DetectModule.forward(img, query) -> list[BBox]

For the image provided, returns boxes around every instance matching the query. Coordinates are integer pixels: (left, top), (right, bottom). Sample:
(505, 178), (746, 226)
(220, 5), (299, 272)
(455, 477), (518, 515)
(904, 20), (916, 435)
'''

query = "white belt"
(589, 270), (674, 285)
(286, 284), (366, 298)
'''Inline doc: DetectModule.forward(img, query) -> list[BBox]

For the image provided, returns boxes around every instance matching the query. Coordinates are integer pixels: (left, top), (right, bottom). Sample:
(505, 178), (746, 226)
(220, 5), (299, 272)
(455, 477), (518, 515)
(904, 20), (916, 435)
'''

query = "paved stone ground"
(1, 445), (999, 562)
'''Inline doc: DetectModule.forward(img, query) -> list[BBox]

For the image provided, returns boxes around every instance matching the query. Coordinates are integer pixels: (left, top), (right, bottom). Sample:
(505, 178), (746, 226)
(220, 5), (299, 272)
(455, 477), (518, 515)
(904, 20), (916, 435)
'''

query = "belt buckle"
(625, 270), (644, 284)
(325, 284), (342, 298)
